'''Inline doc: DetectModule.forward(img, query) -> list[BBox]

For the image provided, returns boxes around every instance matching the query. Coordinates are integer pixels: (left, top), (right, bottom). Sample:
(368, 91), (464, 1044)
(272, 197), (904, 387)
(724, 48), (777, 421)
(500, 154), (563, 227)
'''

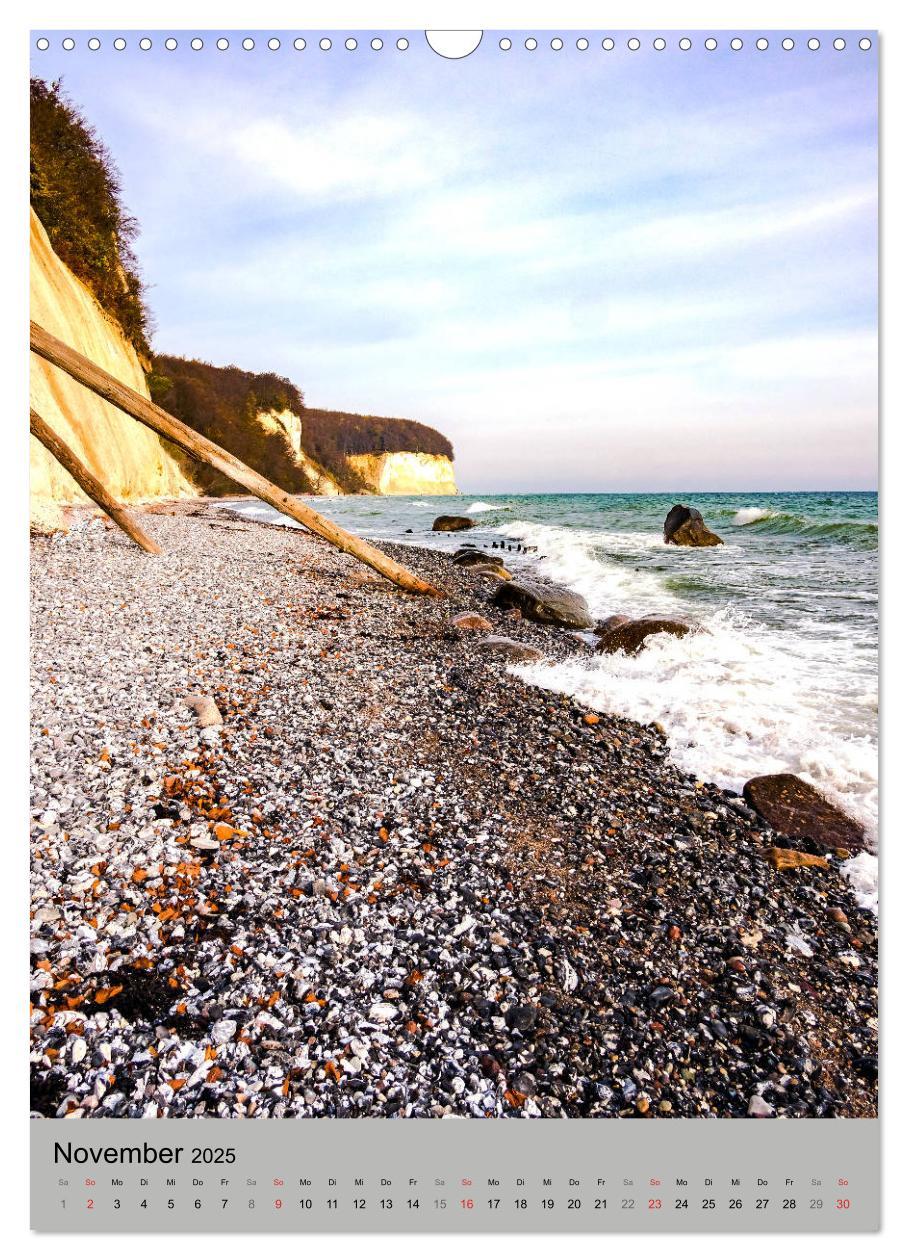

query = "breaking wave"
(727, 507), (877, 547)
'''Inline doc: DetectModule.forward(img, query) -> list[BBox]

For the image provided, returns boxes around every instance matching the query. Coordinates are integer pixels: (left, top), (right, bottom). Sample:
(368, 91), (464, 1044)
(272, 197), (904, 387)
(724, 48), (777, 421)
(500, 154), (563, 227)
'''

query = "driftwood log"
(30, 407), (162, 555)
(30, 321), (445, 597)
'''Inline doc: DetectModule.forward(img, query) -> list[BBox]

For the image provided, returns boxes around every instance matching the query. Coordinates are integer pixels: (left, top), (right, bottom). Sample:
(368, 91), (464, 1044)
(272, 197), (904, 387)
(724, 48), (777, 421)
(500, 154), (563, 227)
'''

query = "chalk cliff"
(254, 409), (343, 496)
(345, 451), (459, 496)
(256, 409), (458, 497)
(29, 210), (195, 528)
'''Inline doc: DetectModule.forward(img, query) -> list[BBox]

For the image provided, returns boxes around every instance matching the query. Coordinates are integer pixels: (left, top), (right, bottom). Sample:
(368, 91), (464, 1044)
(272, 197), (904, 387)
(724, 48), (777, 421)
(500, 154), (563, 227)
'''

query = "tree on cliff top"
(149, 357), (314, 496)
(30, 77), (151, 356)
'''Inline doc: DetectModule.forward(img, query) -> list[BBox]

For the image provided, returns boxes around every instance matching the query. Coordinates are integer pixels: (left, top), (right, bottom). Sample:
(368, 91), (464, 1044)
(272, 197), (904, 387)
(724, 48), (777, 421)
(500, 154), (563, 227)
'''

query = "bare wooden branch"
(30, 321), (446, 596)
(30, 407), (162, 555)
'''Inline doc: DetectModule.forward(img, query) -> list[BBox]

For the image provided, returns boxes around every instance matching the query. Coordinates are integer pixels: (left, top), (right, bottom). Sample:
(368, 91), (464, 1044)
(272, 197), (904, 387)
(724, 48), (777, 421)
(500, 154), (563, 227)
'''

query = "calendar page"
(28, 24), (879, 1235)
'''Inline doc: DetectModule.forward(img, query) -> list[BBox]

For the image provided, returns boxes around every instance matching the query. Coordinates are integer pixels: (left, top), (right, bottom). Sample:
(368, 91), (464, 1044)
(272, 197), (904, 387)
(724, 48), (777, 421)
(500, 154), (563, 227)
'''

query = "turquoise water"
(228, 490), (879, 906)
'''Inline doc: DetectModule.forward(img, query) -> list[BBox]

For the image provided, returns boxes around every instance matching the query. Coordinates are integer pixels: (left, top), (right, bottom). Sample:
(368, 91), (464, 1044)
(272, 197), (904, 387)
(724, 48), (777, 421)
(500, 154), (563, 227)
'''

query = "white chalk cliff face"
(29, 210), (195, 528)
(256, 410), (458, 496)
(345, 451), (459, 495)
(254, 409), (342, 496)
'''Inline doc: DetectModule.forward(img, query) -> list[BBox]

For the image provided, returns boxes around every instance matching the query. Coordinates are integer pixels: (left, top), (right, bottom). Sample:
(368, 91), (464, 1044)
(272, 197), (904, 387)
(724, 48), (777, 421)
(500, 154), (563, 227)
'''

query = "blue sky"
(31, 32), (878, 491)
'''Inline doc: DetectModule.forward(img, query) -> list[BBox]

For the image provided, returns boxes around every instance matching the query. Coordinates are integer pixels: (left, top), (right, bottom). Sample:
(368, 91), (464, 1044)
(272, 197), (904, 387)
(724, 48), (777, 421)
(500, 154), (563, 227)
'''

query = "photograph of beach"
(29, 33), (877, 1121)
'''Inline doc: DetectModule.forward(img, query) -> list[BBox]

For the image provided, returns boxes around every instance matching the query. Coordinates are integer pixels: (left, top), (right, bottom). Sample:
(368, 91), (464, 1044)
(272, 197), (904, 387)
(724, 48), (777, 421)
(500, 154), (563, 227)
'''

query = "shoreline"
(30, 502), (877, 1119)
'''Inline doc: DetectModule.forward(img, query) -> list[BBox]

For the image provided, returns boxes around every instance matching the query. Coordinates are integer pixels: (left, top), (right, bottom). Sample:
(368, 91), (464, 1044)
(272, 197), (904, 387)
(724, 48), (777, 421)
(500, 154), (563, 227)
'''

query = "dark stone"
(432, 515), (476, 532)
(597, 617), (693, 656)
(86, 966), (179, 1025)
(511, 1071), (537, 1095)
(30, 1069), (67, 1117)
(663, 503), (724, 547)
(452, 549), (494, 567)
(649, 986), (674, 1008)
(597, 614), (631, 634)
(492, 579), (594, 629)
(507, 1004), (538, 1032)
(477, 636), (545, 663)
(742, 773), (866, 853)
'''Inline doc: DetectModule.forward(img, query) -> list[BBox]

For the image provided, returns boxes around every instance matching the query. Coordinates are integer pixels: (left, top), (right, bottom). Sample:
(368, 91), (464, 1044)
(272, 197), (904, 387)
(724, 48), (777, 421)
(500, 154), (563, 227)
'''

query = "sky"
(31, 31), (878, 492)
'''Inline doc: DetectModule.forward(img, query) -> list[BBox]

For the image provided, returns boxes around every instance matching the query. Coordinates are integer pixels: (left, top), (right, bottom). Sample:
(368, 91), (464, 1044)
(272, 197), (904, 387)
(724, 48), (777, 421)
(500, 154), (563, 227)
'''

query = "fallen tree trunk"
(30, 408), (162, 555)
(30, 321), (445, 596)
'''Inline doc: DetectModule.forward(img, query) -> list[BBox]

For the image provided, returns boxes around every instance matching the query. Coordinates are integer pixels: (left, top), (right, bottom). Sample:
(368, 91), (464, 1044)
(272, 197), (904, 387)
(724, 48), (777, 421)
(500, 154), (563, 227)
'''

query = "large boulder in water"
(664, 504), (723, 547)
(492, 579), (594, 629)
(433, 515), (475, 532)
(743, 773), (866, 853)
(597, 617), (692, 656)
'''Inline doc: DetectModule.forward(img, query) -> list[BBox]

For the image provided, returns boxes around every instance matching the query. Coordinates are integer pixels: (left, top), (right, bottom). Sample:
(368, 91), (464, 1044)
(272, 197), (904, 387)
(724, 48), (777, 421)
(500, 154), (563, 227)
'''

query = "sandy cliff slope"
(30, 210), (196, 528)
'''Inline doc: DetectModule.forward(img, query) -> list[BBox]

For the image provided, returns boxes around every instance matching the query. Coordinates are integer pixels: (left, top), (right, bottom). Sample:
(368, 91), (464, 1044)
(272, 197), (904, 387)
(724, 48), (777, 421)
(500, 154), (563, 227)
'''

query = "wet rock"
(452, 550), (494, 567)
(597, 617), (692, 656)
(649, 985), (674, 1008)
(597, 614), (631, 634)
(432, 515), (475, 532)
(470, 564), (512, 581)
(763, 847), (829, 872)
(748, 1094), (775, 1118)
(663, 504), (724, 547)
(743, 773), (866, 853)
(451, 612), (494, 632)
(492, 579), (593, 630)
(477, 636), (545, 663)
(506, 1004), (537, 1032)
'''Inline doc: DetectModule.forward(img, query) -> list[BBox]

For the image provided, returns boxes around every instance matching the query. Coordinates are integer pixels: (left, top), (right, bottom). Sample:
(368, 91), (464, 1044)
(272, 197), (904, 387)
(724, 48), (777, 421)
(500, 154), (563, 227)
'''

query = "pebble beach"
(30, 503), (878, 1121)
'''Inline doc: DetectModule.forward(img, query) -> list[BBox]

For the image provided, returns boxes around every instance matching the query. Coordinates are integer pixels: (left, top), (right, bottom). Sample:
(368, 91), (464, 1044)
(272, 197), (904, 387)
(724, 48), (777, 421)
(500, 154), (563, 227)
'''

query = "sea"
(226, 490), (879, 910)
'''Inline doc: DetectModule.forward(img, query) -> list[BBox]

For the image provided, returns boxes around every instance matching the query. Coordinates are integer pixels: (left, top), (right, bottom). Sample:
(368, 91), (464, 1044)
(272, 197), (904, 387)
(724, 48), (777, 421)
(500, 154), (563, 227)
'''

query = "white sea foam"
(733, 507), (776, 525)
(842, 852), (879, 914)
(499, 520), (678, 612)
(466, 501), (499, 513)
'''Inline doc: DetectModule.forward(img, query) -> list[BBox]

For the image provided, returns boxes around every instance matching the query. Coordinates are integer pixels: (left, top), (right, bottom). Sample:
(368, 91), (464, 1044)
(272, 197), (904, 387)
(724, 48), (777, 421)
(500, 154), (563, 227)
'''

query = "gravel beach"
(30, 504), (878, 1120)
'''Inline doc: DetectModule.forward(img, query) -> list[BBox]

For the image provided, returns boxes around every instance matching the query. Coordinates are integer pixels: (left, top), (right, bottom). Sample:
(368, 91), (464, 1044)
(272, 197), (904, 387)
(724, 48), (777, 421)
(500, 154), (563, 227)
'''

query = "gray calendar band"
(31, 1117), (878, 1232)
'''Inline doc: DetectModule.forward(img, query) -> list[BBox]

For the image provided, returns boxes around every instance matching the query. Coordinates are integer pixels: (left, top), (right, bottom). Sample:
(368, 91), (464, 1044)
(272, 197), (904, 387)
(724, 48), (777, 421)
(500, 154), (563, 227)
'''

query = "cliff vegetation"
(30, 77), (152, 357)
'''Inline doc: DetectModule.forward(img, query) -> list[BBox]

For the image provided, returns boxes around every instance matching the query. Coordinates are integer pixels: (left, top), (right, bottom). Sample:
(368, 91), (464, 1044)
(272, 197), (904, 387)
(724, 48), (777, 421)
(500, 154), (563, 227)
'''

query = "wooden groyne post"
(30, 407), (162, 554)
(30, 321), (445, 596)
